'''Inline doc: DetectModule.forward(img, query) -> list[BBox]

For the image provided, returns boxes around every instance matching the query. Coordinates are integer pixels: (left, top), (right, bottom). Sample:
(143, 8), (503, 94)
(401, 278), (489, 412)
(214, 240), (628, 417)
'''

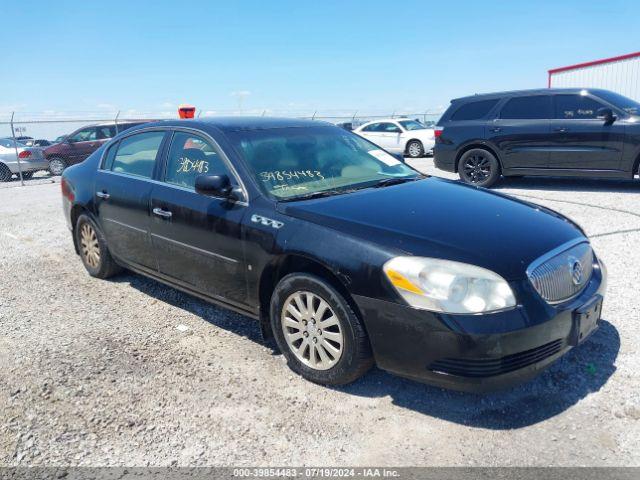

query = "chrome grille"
(527, 240), (593, 304)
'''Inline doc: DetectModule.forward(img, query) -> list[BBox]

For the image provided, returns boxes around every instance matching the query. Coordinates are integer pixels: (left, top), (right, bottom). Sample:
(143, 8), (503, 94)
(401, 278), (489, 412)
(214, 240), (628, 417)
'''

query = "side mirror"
(597, 107), (616, 126)
(195, 174), (235, 198)
(393, 152), (405, 163)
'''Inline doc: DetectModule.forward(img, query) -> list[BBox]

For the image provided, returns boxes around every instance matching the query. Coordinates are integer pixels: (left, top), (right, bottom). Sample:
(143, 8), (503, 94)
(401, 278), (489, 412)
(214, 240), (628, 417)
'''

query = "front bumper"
(354, 261), (607, 393)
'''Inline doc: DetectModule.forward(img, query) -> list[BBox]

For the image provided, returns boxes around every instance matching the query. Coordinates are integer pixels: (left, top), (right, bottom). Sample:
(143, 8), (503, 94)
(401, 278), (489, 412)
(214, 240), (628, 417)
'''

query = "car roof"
(361, 118), (414, 125)
(451, 88), (609, 103)
(93, 120), (145, 127)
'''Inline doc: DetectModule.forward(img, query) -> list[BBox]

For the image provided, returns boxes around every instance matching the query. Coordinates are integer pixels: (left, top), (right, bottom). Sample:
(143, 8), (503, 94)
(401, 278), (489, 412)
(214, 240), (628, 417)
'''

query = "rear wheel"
(0, 163), (11, 182)
(75, 214), (122, 279)
(49, 157), (67, 176)
(406, 140), (424, 158)
(270, 273), (373, 385)
(458, 148), (501, 188)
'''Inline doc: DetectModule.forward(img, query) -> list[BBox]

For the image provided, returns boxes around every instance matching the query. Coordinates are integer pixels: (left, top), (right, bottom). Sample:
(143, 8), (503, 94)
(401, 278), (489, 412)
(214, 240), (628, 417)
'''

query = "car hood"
(278, 177), (585, 280)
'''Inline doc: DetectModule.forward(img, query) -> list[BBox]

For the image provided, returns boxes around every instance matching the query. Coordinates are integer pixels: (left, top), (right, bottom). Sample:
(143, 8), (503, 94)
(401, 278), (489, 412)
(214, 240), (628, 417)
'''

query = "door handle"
(554, 127), (568, 132)
(96, 191), (110, 199)
(489, 127), (502, 133)
(153, 207), (172, 219)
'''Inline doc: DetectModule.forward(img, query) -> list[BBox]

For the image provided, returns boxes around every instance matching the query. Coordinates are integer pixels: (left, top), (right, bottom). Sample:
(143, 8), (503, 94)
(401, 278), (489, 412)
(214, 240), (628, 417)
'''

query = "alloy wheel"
(463, 154), (492, 183)
(80, 223), (101, 269)
(281, 291), (344, 370)
(49, 158), (66, 176)
(408, 141), (423, 158)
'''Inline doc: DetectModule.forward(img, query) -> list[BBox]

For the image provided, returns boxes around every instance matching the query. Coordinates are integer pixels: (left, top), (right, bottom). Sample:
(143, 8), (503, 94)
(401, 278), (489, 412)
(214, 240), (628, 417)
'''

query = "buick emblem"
(569, 256), (584, 286)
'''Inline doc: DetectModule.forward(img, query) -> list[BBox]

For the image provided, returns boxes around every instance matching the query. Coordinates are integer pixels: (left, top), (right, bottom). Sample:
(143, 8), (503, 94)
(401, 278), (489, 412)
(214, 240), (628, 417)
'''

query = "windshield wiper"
(280, 176), (424, 202)
(371, 176), (423, 188)
(280, 188), (355, 202)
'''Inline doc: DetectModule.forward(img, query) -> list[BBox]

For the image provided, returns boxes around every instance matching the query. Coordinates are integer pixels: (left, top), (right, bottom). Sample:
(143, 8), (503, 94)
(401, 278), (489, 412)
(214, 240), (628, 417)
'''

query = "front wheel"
(406, 140), (424, 158)
(48, 157), (67, 176)
(270, 273), (373, 385)
(458, 148), (501, 188)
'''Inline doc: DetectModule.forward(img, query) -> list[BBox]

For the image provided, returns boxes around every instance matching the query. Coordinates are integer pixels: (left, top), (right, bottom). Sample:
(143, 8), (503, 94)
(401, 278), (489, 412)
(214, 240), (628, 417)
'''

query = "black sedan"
(60, 117), (607, 392)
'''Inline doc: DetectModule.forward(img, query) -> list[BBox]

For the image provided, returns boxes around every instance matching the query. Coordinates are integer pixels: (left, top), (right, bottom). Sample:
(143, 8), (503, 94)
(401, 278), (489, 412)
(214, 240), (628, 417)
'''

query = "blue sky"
(2, 0), (640, 117)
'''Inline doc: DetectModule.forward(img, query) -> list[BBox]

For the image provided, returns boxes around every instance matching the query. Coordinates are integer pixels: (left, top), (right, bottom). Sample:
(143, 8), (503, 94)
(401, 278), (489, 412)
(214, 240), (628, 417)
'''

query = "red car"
(44, 121), (146, 175)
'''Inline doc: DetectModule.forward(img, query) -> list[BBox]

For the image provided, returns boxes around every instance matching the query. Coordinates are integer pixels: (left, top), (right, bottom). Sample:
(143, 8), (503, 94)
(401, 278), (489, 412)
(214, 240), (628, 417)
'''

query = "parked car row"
(44, 121), (147, 175)
(60, 117), (606, 391)
(433, 87), (640, 187)
(0, 121), (148, 181)
(7, 87), (639, 187)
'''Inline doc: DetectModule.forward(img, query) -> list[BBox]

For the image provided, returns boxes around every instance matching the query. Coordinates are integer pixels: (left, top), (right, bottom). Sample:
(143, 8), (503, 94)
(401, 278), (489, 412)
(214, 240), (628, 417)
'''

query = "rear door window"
(111, 131), (165, 179)
(500, 96), (552, 119)
(96, 126), (115, 140)
(378, 122), (401, 133)
(554, 95), (605, 119)
(361, 123), (380, 132)
(450, 99), (499, 121)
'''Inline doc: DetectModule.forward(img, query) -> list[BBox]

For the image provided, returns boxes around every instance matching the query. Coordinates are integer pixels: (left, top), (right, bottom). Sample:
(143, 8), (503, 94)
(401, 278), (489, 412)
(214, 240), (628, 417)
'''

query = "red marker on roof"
(178, 104), (196, 119)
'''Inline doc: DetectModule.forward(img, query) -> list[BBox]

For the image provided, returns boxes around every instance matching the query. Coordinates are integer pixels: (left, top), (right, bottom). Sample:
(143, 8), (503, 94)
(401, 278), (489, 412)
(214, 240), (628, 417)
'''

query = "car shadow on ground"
(118, 272), (619, 430)
(117, 273), (268, 346)
(496, 176), (639, 194)
(337, 319), (619, 430)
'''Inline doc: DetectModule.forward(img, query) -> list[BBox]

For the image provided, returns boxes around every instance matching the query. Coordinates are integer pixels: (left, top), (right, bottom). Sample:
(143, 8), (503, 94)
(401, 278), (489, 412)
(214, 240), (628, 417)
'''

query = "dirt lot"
(1, 163), (639, 467)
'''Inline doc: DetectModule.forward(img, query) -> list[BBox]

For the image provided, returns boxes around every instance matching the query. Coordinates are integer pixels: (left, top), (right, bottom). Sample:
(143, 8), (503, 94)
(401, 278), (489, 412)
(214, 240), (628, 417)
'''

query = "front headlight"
(383, 256), (516, 314)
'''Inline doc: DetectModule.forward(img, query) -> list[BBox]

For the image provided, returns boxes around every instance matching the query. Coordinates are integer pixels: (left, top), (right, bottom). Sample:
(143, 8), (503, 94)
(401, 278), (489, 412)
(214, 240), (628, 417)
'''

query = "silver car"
(0, 138), (49, 181)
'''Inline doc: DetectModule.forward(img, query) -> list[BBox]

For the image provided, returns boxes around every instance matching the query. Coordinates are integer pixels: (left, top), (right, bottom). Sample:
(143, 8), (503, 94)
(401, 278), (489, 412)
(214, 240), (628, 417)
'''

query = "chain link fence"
(0, 108), (443, 188)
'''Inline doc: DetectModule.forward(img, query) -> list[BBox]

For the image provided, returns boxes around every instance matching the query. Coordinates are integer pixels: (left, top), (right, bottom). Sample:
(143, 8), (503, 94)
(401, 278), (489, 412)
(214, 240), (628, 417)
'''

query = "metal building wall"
(549, 53), (640, 100)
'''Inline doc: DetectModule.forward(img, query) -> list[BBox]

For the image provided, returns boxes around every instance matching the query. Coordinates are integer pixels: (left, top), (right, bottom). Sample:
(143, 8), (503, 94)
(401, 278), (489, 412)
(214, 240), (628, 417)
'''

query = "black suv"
(434, 88), (640, 187)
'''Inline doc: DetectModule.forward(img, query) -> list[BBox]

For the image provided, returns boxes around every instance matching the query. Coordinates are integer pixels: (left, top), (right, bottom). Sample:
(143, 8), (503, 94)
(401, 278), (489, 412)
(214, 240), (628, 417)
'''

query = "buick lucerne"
(61, 118), (607, 392)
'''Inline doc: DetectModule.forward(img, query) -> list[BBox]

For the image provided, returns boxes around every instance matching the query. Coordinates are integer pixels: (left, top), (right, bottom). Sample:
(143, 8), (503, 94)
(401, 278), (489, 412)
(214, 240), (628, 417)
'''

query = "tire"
(406, 140), (424, 158)
(48, 157), (67, 176)
(75, 214), (122, 279)
(270, 273), (374, 385)
(0, 163), (11, 182)
(458, 148), (501, 188)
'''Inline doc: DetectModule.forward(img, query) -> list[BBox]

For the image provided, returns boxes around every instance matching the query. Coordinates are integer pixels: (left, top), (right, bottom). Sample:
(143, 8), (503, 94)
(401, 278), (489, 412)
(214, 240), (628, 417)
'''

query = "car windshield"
(398, 120), (427, 131)
(595, 90), (640, 115)
(227, 126), (420, 200)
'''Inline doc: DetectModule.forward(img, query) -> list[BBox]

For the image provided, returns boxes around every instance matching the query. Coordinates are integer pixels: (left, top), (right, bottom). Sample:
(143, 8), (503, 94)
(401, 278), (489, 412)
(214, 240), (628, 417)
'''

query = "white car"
(353, 118), (435, 158)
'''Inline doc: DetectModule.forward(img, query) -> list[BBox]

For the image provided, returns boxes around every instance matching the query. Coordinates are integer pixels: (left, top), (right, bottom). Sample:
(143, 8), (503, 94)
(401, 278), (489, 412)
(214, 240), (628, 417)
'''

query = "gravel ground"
(0, 171), (59, 189)
(0, 161), (639, 467)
